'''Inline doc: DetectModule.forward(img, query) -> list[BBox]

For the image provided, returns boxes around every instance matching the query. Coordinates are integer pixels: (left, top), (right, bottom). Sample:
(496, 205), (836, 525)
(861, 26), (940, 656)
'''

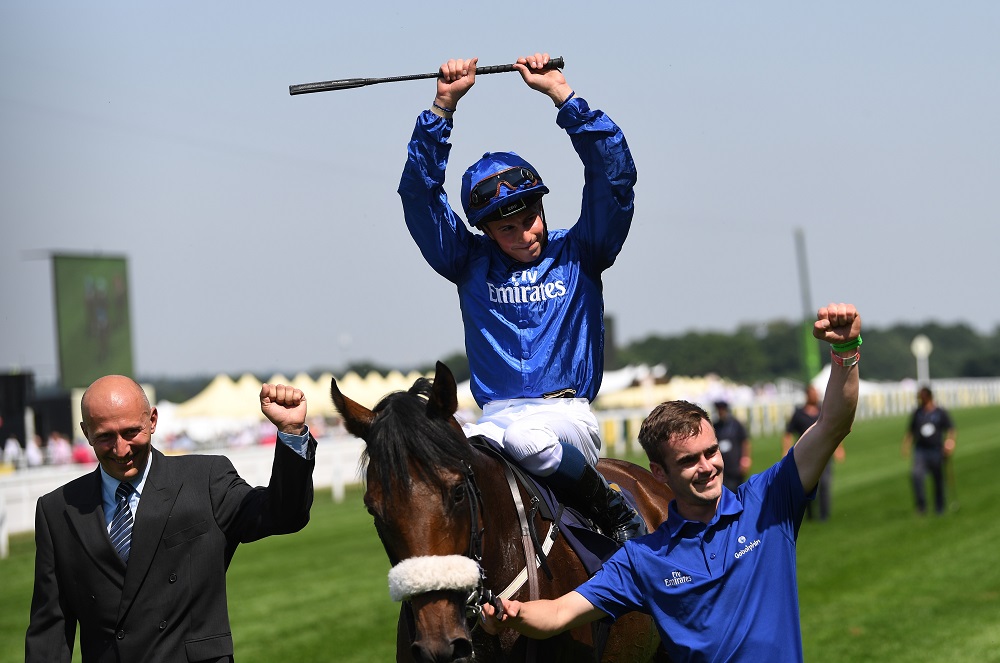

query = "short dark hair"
(638, 400), (710, 466)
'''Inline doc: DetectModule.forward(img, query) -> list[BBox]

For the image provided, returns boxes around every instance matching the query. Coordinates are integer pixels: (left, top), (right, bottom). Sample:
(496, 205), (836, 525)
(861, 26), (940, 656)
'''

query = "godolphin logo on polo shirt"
(664, 570), (693, 588)
(734, 535), (761, 559)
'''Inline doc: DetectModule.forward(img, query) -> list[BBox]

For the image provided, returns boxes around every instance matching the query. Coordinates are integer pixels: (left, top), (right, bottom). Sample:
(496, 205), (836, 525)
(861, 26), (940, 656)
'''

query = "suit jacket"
(26, 439), (316, 663)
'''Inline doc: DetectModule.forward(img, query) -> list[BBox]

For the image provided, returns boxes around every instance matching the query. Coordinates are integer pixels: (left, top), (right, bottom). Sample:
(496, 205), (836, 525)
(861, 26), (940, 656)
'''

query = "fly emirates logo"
(488, 268), (567, 304)
(664, 571), (693, 588)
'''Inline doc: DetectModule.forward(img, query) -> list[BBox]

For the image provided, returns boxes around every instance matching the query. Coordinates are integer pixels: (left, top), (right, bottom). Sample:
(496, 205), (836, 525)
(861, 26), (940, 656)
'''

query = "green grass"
(792, 407), (1000, 663)
(2, 406), (998, 662)
(226, 486), (398, 662)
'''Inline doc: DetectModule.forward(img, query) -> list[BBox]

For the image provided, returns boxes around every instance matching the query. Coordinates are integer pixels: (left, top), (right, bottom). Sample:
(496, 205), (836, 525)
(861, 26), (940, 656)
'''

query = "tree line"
(142, 319), (999, 403)
(424, 319), (1000, 386)
(611, 319), (1000, 385)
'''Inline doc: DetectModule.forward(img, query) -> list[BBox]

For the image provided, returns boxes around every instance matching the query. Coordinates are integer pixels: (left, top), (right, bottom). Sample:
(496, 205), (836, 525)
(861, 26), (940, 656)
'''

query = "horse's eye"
(452, 484), (467, 504)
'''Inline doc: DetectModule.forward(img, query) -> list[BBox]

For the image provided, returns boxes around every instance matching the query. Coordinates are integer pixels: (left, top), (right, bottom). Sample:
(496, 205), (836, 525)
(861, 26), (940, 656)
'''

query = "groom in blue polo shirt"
(482, 303), (863, 662)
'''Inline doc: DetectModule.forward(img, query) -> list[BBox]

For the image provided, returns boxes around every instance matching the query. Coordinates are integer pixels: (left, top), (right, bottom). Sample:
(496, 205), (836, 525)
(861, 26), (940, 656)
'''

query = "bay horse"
(331, 361), (674, 663)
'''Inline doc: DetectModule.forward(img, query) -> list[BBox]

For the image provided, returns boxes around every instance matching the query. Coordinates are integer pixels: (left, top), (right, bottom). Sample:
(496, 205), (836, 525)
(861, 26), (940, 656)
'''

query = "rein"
(463, 461), (486, 566)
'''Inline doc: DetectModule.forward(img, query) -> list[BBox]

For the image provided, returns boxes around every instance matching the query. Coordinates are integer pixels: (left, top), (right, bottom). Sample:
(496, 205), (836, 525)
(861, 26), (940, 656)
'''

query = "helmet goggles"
(468, 167), (540, 210)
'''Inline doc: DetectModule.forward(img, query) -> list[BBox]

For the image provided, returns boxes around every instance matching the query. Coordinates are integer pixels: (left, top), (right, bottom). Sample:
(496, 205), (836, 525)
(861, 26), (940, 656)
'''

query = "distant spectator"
(901, 386), (956, 515)
(71, 438), (97, 464)
(713, 401), (752, 492)
(4, 434), (23, 469)
(46, 432), (74, 465)
(257, 420), (277, 445)
(783, 385), (845, 521)
(25, 434), (45, 467)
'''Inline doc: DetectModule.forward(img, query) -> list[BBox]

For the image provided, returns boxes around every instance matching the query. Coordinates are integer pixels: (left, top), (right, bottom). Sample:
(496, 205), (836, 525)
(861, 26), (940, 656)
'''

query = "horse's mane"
(362, 377), (476, 504)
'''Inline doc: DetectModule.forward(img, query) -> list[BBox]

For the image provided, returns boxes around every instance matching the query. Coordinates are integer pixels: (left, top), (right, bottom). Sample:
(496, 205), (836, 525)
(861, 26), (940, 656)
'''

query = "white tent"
(169, 370), (436, 428)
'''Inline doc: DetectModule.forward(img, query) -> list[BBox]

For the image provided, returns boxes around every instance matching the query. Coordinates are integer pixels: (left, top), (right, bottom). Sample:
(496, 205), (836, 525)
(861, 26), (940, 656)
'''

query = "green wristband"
(832, 335), (863, 353)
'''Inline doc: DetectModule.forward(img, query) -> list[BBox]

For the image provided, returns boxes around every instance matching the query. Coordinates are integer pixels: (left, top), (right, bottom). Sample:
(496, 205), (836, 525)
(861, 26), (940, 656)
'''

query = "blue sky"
(2, 2), (998, 383)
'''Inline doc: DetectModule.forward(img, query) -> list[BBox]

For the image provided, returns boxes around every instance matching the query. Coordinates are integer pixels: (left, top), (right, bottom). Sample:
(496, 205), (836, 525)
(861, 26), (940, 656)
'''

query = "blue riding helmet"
(461, 152), (549, 228)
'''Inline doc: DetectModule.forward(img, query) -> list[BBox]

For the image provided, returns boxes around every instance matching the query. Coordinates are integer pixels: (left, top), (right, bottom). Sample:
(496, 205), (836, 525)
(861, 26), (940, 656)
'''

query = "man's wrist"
(277, 424), (307, 437)
(831, 349), (861, 367)
(430, 103), (454, 119)
(276, 425), (312, 460)
(549, 84), (574, 107)
(832, 335), (862, 353)
(431, 96), (457, 116)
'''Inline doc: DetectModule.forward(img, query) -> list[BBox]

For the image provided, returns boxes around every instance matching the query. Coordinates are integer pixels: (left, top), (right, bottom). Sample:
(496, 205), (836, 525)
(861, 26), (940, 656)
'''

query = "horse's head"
(331, 361), (482, 663)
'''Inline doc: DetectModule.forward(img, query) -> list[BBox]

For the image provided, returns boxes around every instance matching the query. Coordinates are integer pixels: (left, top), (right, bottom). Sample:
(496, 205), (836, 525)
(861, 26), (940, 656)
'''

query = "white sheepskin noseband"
(387, 555), (481, 602)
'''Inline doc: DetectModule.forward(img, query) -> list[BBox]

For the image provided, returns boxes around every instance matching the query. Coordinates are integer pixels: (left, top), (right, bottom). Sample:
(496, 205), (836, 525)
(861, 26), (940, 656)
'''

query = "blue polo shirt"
(577, 451), (812, 662)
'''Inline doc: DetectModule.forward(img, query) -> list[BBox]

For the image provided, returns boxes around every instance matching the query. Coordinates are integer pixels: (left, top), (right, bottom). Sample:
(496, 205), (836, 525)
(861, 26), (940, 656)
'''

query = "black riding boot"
(570, 462), (649, 545)
(545, 452), (648, 546)
(546, 444), (649, 545)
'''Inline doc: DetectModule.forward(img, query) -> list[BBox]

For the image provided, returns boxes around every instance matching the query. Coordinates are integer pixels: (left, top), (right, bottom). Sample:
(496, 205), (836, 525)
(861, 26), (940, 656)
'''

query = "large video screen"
(52, 254), (134, 390)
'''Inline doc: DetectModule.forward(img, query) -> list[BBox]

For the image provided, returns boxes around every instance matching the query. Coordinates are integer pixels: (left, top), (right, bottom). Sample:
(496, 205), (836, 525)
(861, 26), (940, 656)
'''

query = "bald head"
(81, 375), (150, 428)
(81, 375), (157, 481)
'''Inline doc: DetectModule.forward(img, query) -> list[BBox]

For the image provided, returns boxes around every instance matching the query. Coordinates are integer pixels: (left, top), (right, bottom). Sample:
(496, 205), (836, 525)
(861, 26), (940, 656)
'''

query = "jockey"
(398, 52), (645, 544)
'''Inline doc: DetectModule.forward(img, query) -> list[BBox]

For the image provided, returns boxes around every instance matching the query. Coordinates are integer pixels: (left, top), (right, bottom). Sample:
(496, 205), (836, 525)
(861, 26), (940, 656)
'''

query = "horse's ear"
(427, 361), (459, 421)
(330, 376), (375, 440)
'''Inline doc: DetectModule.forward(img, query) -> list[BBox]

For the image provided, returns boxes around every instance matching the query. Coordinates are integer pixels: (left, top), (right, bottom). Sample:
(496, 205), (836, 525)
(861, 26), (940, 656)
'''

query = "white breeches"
(462, 398), (600, 476)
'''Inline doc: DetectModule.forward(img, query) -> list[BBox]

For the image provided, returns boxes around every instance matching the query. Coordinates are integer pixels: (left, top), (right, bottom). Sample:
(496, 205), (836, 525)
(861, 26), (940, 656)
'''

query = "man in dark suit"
(26, 374), (317, 662)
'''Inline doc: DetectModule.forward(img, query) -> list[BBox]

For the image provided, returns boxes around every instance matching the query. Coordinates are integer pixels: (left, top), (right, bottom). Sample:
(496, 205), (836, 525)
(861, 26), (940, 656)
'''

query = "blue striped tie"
(110, 482), (134, 563)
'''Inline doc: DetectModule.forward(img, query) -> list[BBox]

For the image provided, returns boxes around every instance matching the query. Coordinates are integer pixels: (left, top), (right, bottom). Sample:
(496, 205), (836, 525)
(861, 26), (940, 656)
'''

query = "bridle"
(382, 460), (492, 620)
(458, 461), (492, 622)
(383, 446), (558, 630)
